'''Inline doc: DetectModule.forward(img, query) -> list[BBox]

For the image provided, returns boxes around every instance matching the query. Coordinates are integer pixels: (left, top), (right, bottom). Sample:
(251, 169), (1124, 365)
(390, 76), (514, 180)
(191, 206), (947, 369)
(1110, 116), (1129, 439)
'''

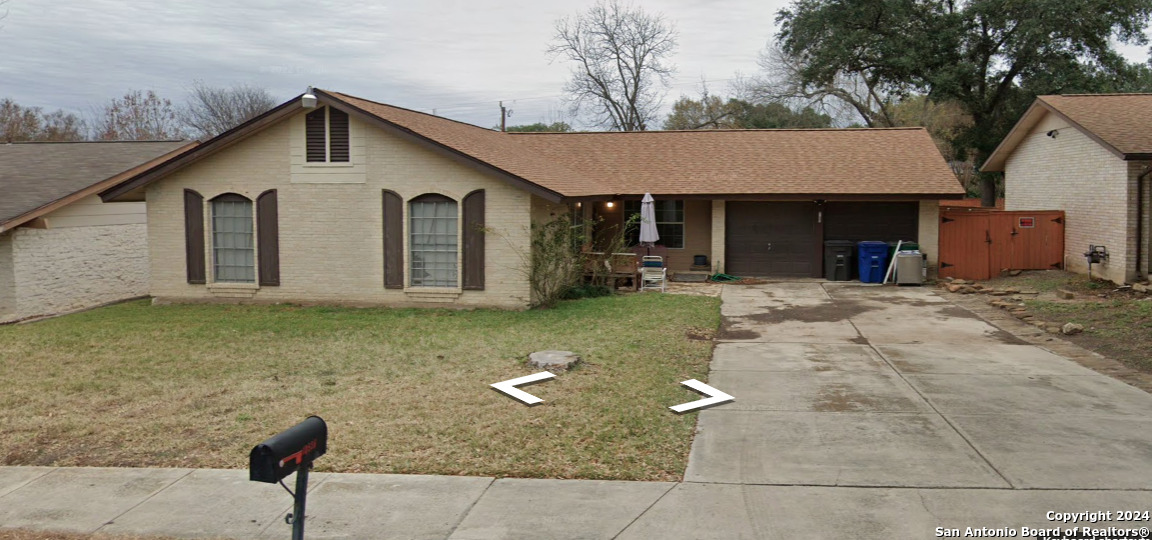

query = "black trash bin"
(823, 240), (856, 281)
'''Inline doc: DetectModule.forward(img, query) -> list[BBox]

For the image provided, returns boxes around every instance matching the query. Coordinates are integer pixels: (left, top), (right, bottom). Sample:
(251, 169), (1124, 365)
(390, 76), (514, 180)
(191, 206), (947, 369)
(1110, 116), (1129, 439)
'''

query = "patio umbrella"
(639, 193), (660, 248)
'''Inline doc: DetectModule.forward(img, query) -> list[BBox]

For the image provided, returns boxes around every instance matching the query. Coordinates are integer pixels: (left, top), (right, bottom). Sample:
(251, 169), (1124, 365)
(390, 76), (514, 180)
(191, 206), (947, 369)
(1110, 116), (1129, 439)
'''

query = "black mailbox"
(250, 416), (327, 484)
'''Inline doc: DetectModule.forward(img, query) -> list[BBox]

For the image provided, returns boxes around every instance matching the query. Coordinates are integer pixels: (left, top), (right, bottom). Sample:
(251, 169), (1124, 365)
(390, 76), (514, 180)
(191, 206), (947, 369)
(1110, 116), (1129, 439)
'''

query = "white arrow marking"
(490, 371), (556, 405)
(669, 379), (735, 413)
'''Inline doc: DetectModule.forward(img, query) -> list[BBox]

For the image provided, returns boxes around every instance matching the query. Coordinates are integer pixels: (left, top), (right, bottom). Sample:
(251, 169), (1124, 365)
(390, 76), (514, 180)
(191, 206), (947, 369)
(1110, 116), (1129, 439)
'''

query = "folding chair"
(639, 255), (666, 292)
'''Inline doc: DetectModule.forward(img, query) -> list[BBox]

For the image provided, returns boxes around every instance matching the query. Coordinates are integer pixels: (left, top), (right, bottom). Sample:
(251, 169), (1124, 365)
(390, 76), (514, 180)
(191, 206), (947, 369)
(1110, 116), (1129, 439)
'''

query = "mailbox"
(250, 416), (327, 484)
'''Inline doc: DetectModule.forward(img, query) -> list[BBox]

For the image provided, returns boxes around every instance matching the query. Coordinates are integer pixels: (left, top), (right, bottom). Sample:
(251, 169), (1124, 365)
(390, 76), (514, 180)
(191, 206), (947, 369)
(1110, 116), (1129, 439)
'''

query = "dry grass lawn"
(981, 270), (1152, 373)
(0, 294), (719, 481)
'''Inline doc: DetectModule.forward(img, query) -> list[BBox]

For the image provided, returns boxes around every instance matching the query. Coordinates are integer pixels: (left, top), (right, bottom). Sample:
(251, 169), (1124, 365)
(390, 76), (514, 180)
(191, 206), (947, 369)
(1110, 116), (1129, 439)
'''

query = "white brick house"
(0, 141), (194, 323)
(983, 94), (1152, 284)
(100, 90), (963, 309)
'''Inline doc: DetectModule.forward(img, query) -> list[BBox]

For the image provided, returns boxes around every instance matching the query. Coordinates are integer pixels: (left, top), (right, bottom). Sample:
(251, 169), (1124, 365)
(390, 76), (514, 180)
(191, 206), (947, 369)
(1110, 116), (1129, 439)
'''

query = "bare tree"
(549, 0), (677, 131)
(742, 45), (905, 128)
(92, 89), (185, 141)
(179, 81), (277, 139)
(0, 98), (86, 142)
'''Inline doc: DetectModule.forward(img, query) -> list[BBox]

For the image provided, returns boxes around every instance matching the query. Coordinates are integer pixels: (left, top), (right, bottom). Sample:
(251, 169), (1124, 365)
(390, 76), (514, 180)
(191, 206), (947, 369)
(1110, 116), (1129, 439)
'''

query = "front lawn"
(0, 294), (719, 481)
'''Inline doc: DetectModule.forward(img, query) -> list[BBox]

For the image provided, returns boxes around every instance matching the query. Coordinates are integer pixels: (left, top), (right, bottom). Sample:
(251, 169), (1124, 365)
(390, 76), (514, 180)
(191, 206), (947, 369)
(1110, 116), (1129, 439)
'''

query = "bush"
(562, 284), (613, 299)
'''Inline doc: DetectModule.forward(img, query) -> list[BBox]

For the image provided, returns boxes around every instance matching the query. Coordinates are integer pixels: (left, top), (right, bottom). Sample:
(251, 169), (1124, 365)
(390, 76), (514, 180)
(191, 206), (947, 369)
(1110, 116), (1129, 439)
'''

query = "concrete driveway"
(620, 282), (1152, 537)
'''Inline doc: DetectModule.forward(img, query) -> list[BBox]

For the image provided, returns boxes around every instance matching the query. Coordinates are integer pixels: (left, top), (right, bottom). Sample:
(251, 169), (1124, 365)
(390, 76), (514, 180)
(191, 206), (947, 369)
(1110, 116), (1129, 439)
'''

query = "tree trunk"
(980, 175), (997, 207)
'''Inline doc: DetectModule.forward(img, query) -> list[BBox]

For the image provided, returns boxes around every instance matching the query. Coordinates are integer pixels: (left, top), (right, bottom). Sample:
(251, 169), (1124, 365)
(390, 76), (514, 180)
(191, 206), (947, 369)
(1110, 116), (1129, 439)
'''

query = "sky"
(1, 1), (1150, 131)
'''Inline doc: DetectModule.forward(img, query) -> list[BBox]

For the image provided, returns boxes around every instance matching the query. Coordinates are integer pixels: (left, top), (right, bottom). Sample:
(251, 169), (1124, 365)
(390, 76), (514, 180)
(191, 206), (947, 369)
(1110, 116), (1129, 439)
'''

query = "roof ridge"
(3, 140), (188, 144)
(1042, 93), (1152, 98)
(321, 89), (498, 133)
(508, 127), (928, 135)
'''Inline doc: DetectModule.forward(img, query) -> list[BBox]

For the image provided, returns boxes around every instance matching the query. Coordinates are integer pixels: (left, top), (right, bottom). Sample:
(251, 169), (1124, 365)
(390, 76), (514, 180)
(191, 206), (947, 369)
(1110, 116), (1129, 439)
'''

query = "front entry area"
(724, 202), (818, 277)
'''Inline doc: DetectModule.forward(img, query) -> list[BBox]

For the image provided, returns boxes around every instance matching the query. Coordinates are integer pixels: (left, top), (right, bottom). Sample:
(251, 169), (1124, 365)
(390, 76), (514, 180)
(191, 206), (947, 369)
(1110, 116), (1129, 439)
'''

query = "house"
(1, 141), (194, 322)
(99, 90), (963, 309)
(982, 94), (1152, 284)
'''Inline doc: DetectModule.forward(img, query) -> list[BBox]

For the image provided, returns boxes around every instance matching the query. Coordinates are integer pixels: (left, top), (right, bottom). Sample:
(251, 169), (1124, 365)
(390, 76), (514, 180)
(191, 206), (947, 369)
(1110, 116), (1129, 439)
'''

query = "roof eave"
(314, 90), (566, 203)
(99, 95), (308, 202)
(2, 142), (198, 233)
(983, 97), (1130, 172)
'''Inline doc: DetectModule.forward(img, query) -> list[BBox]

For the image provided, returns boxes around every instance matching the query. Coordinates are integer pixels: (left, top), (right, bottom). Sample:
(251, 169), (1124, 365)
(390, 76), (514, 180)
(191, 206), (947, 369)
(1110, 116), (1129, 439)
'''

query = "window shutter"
(305, 108), (326, 162)
(329, 108), (350, 162)
(383, 190), (404, 289)
(257, 190), (280, 286)
(183, 189), (206, 284)
(462, 190), (485, 290)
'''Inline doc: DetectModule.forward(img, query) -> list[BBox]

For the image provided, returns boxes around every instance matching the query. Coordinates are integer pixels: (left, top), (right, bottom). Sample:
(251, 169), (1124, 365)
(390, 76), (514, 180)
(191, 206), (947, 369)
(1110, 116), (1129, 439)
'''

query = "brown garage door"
(726, 202), (818, 277)
(824, 202), (919, 243)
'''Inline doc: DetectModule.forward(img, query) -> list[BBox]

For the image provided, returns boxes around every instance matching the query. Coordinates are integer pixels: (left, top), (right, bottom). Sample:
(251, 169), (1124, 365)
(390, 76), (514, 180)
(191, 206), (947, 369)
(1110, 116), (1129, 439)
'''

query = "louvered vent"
(305, 108), (327, 162)
(329, 108), (350, 162)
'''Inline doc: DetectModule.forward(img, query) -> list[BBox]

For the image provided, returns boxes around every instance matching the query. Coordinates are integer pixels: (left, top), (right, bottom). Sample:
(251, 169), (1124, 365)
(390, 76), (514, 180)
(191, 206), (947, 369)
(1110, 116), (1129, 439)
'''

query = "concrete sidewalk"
(5, 466), (1152, 539)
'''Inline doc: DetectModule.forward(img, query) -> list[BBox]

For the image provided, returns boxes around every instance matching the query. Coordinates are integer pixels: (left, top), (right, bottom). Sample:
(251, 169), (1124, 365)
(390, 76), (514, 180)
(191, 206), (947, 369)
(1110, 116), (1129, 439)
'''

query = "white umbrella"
(639, 193), (660, 246)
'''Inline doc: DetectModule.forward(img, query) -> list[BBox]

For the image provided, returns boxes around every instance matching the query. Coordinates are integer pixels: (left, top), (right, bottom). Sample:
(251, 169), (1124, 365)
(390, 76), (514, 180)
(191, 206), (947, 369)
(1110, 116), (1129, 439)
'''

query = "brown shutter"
(462, 190), (485, 290)
(257, 190), (280, 286)
(383, 190), (404, 289)
(183, 189), (206, 284)
(329, 108), (350, 162)
(305, 108), (326, 162)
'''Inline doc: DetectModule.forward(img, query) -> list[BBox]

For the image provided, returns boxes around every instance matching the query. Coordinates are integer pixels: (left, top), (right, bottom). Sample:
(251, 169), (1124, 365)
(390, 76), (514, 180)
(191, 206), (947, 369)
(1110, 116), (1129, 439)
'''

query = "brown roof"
(102, 90), (963, 202)
(511, 128), (962, 197)
(983, 94), (1152, 172)
(1, 141), (192, 231)
(327, 91), (611, 198)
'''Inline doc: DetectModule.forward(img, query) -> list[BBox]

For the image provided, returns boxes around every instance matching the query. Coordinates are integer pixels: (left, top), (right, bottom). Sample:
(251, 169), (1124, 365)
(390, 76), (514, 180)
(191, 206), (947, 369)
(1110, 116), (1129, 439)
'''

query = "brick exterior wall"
(0, 224), (149, 323)
(918, 200), (941, 273)
(0, 232), (13, 319)
(710, 200), (726, 274)
(147, 110), (535, 309)
(1004, 112), (1138, 284)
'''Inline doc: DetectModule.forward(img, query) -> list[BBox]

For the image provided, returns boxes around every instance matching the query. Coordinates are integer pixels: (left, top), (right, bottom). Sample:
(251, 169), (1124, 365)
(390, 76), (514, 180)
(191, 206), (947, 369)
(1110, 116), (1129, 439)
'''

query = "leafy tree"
(179, 81), (277, 139)
(549, 0), (677, 131)
(663, 95), (832, 130)
(0, 98), (86, 142)
(774, 0), (1152, 205)
(93, 89), (184, 141)
(503, 122), (573, 133)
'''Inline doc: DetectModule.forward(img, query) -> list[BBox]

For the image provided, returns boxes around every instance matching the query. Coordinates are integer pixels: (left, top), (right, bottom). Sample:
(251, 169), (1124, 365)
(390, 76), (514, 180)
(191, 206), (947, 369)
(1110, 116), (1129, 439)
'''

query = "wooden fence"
(938, 209), (1065, 280)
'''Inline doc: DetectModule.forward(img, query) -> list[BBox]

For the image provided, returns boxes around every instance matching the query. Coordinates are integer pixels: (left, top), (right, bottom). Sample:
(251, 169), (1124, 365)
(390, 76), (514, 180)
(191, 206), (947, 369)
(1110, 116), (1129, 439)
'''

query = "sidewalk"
(5, 466), (1152, 539)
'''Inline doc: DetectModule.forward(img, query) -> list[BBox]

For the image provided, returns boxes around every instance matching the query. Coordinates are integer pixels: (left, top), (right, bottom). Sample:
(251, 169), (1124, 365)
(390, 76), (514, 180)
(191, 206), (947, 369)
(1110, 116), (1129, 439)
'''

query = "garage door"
(725, 202), (818, 277)
(824, 202), (919, 243)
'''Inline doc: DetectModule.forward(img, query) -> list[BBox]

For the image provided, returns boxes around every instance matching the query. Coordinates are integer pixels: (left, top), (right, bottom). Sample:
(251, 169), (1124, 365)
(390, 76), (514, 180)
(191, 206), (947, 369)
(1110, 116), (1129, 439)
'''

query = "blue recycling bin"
(857, 241), (890, 283)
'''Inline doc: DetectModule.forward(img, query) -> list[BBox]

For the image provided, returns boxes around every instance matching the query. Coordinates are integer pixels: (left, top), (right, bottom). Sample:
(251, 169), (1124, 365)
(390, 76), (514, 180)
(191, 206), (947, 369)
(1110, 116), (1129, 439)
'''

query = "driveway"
(620, 282), (1152, 538)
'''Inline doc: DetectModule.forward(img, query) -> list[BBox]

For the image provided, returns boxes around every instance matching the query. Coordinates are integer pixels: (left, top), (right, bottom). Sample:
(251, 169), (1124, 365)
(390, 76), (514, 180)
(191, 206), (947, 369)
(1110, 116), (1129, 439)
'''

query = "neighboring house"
(0, 141), (194, 322)
(983, 94), (1152, 284)
(100, 90), (963, 309)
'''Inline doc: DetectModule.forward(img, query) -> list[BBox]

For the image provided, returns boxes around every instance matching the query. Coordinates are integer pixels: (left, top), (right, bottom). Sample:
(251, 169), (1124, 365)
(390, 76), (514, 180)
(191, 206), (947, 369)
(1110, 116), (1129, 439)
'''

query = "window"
(305, 106), (350, 163)
(211, 194), (255, 283)
(624, 199), (685, 248)
(409, 195), (458, 287)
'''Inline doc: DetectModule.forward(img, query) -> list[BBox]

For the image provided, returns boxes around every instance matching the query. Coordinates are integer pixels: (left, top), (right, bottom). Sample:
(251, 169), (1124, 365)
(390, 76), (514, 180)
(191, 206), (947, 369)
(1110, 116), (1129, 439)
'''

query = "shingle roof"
(0, 141), (190, 225)
(510, 128), (962, 196)
(101, 90), (964, 202)
(1039, 94), (1152, 156)
(327, 91), (960, 197)
(326, 91), (612, 197)
(983, 93), (1152, 172)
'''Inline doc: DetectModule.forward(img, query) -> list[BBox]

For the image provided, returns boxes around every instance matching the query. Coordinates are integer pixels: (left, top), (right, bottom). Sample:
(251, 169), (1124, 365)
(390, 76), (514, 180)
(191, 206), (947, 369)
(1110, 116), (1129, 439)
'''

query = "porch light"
(301, 88), (318, 109)
(606, 202), (615, 208)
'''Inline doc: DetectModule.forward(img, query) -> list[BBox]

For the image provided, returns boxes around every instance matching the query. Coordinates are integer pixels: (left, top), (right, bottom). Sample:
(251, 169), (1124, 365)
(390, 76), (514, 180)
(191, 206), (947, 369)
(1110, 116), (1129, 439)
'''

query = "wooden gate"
(939, 210), (1065, 280)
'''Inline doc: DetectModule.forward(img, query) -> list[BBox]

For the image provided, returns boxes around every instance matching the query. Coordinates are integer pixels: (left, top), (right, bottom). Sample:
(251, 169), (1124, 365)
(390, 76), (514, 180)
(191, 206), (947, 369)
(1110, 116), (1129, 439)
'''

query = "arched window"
(409, 194), (458, 287)
(210, 193), (255, 283)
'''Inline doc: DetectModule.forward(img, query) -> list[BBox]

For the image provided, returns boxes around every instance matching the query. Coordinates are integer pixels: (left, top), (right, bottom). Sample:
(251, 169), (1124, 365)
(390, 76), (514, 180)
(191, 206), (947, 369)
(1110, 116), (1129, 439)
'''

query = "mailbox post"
(249, 416), (327, 540)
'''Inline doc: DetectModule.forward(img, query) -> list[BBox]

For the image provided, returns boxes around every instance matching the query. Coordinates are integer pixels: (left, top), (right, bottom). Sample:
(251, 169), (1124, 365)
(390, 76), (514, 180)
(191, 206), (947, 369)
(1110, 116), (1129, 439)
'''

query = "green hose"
(710, 273), (741, 282)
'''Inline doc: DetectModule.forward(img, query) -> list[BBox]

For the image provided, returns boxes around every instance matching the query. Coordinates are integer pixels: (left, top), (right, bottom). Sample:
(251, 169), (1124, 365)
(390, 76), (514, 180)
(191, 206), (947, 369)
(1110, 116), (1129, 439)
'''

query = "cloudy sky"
(2, 1), (1150, 131)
